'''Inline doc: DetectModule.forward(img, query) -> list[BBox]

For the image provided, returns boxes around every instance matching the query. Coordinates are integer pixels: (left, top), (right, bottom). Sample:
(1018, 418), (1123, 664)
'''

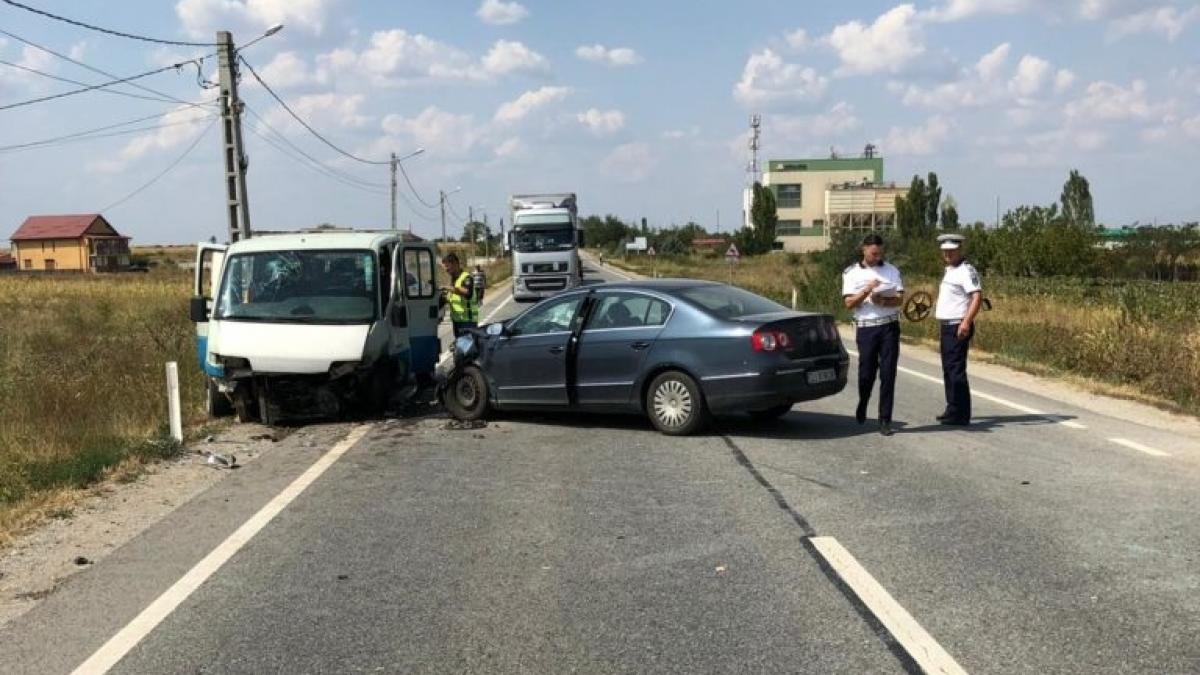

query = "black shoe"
(940, 418), (970, 426)
(879, 421), (894, 436)
(855, 401), (867, 425)
(936, 411), (952, 422)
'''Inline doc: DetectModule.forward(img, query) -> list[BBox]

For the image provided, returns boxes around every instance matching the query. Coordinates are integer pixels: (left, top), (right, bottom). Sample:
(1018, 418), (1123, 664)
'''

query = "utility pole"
(390, 152), (397, 230)
(468, 205), (474, 263)
(439, 189), (447, 243)
(483, 213), (490, 261)
(217, 31), (252, 243)
(499, 217), (505, 258)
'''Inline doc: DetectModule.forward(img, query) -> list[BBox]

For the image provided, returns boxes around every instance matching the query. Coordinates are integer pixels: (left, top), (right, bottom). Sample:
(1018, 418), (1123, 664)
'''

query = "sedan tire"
(646, 370), (708, 436)
(444, 365), (490, 421)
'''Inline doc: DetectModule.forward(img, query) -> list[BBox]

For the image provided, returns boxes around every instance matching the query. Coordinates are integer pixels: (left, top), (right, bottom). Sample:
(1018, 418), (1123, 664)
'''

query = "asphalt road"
(2, 261), (1198, 674)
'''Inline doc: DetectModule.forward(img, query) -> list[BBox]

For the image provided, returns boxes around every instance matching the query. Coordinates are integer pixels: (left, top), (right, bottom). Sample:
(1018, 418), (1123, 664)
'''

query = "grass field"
(609, 252), (1200, 415)
(0, 248), (511, 546)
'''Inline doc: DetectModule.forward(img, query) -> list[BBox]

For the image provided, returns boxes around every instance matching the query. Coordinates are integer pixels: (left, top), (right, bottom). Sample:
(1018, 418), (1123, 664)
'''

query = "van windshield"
(214, 249), (378, 324)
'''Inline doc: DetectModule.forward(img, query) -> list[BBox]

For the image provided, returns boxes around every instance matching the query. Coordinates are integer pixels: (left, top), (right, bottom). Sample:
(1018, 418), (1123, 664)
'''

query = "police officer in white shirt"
(842, 234), (904, 436)
(934, 233), (983, 426)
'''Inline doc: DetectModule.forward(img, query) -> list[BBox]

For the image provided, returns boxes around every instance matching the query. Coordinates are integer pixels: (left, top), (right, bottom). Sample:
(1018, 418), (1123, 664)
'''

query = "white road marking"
(1109, 437), (1170, 457)
(845, 347), (1087, 430)
(71, 424), (373, 675)
(480, 292), (513, 324)
(809, 536), (968, 675)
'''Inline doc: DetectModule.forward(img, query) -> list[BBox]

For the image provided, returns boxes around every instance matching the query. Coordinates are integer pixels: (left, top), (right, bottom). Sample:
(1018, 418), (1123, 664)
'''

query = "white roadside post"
(166, 362), (183, 443)
(792, 287), (798, 310)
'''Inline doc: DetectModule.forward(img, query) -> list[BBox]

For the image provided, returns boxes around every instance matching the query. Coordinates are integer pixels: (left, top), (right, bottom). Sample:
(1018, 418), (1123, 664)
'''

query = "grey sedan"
(467, 280), (849, 435)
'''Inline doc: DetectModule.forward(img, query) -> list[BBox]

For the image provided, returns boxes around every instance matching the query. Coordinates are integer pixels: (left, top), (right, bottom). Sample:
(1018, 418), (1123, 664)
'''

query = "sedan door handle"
(630, 341), (651, 351)
(548, 346), (565, 354)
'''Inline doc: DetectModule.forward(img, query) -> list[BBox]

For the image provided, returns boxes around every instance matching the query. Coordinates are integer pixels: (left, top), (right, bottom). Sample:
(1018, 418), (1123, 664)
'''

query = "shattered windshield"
(214, 249), (378, 324)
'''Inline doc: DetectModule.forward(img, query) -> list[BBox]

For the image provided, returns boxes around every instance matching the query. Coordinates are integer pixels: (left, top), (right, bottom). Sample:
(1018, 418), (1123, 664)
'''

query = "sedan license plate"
(806, 368), (836, 385)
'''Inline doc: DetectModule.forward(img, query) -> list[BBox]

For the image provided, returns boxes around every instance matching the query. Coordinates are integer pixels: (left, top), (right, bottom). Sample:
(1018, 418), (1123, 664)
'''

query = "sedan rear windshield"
(678, 285), (786, 319)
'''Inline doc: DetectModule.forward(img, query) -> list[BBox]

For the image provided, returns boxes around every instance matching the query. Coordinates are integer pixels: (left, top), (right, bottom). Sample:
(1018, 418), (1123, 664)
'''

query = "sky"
(1, 0), (1198, 245)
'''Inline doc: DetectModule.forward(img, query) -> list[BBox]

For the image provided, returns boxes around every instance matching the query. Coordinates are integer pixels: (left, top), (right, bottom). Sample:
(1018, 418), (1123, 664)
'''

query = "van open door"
(190, 243), (226, 375)
(400, 244), (440, 377)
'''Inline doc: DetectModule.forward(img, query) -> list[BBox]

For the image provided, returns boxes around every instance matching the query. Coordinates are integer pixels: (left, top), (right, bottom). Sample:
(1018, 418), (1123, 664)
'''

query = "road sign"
(725, 243), (740, 261)
(647, 246), (656, 257)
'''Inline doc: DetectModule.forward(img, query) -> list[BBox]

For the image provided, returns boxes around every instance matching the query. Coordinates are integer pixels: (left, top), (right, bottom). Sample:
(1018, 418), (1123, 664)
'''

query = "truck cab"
(509, 193), (584, 302)
(190, 231), (441, 423)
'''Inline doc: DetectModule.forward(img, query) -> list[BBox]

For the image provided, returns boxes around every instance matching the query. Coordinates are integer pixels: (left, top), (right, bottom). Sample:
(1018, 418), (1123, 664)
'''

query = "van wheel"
(646, 371), (708, 436)
(206, 380), (234, 418)
(444, 366), (489, 421)
(233, 389), (256, 423)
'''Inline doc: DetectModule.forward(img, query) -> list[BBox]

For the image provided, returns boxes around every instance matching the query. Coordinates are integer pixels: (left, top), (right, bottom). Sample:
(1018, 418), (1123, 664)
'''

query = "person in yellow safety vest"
(440, 253), (479, 337)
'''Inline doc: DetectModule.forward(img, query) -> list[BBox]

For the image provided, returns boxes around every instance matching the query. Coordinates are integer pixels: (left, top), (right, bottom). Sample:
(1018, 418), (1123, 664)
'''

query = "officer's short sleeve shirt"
(842, 262), (904, 322)
(935, 262), (982, 320)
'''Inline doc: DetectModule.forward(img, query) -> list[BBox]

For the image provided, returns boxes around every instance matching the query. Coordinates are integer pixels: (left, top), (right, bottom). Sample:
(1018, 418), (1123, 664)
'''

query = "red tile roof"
(11, 214), (112, 241)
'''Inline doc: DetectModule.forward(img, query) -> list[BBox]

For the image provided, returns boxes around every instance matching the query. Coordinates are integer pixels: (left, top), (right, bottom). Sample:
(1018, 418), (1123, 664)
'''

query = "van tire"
(206, 380), (234, 418)
(233, 390), (256, 424)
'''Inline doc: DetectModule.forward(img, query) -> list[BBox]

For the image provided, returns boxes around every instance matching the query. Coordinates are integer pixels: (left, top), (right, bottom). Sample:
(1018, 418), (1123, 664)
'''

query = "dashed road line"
(71, 424), (373, 675)
(1109, 437), (1171, 457)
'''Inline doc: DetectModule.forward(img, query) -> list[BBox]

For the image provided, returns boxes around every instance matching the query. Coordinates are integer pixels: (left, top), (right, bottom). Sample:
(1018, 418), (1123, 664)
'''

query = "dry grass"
(0, 271), (199, 544)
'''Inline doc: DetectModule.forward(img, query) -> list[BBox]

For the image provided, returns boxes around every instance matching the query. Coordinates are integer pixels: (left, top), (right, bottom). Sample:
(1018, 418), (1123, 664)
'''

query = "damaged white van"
(190, 231), (442, 424)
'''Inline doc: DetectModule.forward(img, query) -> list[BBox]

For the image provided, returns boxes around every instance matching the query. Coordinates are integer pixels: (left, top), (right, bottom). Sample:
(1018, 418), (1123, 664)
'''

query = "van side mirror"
(189, 296), (209, 322)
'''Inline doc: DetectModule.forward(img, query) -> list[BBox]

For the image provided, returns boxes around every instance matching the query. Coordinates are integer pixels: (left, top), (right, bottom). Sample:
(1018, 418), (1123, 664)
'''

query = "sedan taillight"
(752, 329), (791, 352)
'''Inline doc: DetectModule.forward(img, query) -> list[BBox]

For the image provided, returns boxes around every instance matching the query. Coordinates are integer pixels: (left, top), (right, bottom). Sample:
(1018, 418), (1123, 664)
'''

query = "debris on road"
(201, 450), (238, 469)
(72, 556), (91, 566)
(444, 419), (487, 431)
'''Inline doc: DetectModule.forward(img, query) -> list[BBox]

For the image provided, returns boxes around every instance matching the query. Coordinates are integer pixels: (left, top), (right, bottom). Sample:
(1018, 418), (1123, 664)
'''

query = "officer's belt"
(854, 314), (899, 328)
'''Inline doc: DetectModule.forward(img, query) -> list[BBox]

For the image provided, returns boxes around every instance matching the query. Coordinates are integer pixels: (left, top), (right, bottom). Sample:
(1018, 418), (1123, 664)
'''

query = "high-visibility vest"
(448, 270), (479, 323)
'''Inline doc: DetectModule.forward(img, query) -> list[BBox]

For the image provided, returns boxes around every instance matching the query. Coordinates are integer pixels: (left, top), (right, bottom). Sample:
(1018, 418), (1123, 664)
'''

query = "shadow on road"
(897, 413), (1075, 434)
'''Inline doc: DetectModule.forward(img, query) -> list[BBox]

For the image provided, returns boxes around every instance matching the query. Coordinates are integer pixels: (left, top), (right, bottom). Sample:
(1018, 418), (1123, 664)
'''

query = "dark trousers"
(855, 321), (900, 423)
(452, 321), (477, 338)
(939, 322), (974, 422)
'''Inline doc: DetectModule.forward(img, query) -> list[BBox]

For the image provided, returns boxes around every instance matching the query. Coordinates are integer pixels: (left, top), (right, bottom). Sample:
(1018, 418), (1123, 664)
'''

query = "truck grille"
(525, 276), (568, 291)
(524, 262), (565, 274)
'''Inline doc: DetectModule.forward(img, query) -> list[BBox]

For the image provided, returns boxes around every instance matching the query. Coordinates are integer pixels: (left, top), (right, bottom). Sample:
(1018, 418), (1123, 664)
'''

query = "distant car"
(449, 280), (849, 435)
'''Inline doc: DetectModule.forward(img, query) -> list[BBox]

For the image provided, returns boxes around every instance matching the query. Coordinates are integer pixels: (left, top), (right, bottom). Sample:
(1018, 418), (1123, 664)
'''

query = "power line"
(0, 58), (213, 106)
(0, 28), (215, 112)
(245, 124), (387, 197)
(1, 0), (216, 47)
(242, 104), (389, 189)
(0, 60), (196, 112)
(0, 108), (217, 153)
(396, 160), (439, 209)
(238, 55), (392, 166)
(101, 116), (217, 213)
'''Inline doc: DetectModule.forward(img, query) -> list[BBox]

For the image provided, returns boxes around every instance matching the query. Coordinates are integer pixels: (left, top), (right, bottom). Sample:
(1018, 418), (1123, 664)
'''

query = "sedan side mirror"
(189, 296), (209, 322)
(486, 322), (504, 337)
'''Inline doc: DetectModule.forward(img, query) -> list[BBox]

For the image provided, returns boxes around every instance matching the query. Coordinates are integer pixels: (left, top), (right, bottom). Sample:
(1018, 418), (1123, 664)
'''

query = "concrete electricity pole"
(216, 31), (252, 243)
(390, 152), (397, 230)
(439, 189), (446, 243)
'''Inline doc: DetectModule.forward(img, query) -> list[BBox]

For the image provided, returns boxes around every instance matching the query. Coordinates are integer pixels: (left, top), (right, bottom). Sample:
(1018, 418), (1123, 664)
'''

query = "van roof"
(225, 231), (429, 254)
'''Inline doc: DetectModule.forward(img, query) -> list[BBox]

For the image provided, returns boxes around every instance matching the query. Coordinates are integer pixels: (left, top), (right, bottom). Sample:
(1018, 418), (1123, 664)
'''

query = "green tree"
(941, 195), (960, 231)
(925, 171), (942, 231)
(895, 174), (928, 237)
(1060, 169), (1095, 227)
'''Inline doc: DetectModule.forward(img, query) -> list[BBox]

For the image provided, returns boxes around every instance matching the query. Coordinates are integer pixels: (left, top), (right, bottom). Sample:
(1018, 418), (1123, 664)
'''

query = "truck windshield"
(214, 249), (378, 324)
(513, 227), (575, 252)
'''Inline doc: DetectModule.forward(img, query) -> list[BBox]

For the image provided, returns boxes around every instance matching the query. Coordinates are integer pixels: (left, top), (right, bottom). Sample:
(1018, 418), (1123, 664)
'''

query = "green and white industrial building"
(759, 155), (907, 253)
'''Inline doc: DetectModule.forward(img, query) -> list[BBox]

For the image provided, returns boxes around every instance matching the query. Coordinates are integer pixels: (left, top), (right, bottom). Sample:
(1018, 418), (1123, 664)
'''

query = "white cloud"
(662, 126), (701, 140)
(264, 92), (369, 132)
(333, 29), (479, 85)
(1008, 55), (1051, 97)
(259, 51), (309, 89)
(176, 0), (333, 37)
(769, 102), (861, 142)
(482, 40), (548, 75)
(1065, 79), (1156, 121)
(381, 106), (484, 157)
(826, 4), (925, 75)
(476, 0), (528, 25)
(577, 108), (626, 135)
(600, 142), (654, 182)
(575, 44), (643, 67)
(975, 42), (1010, 80)
(494, 86), (572, 123)
(1055, 68), (1077, 93)
(732, 48), (827, 107)
(1108, 5), (1200, 41)
(91, 103), (213, 172)
(885, 115), (952, 155)
(1, 45), (55, 84)
(923, 0), (1037, 22)
(1182, 114), (1200, 140)
(493, 137), (523, 158)
(785, 29), (809, 49)
(68, 42), (87, 62)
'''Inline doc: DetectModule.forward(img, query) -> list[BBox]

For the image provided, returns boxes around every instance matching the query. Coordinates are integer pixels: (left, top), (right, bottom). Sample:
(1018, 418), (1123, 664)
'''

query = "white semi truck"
(508, 193), (584, 301)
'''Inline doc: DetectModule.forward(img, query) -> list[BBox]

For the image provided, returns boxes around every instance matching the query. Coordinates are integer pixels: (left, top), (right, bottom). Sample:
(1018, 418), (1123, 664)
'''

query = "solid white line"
(480, 292), (513, 324)
(845, 347), (1087, 430)
(1109, 437), (1170, 457)
(809, 537), (967, 675)
(71, 424), (373, 675)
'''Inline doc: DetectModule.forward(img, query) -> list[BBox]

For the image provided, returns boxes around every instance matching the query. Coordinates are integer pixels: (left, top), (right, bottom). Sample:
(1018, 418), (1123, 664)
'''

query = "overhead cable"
(0, 0), (217, 47)
(0, 58), (213, 106)
(0, 60), (196, 112)
(0, 109), (217, 153)
(101, 116), (218, 213)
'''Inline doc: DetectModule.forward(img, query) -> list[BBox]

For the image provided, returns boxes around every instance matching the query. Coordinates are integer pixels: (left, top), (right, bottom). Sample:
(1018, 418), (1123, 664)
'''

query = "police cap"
(937, 233), (965, 250)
